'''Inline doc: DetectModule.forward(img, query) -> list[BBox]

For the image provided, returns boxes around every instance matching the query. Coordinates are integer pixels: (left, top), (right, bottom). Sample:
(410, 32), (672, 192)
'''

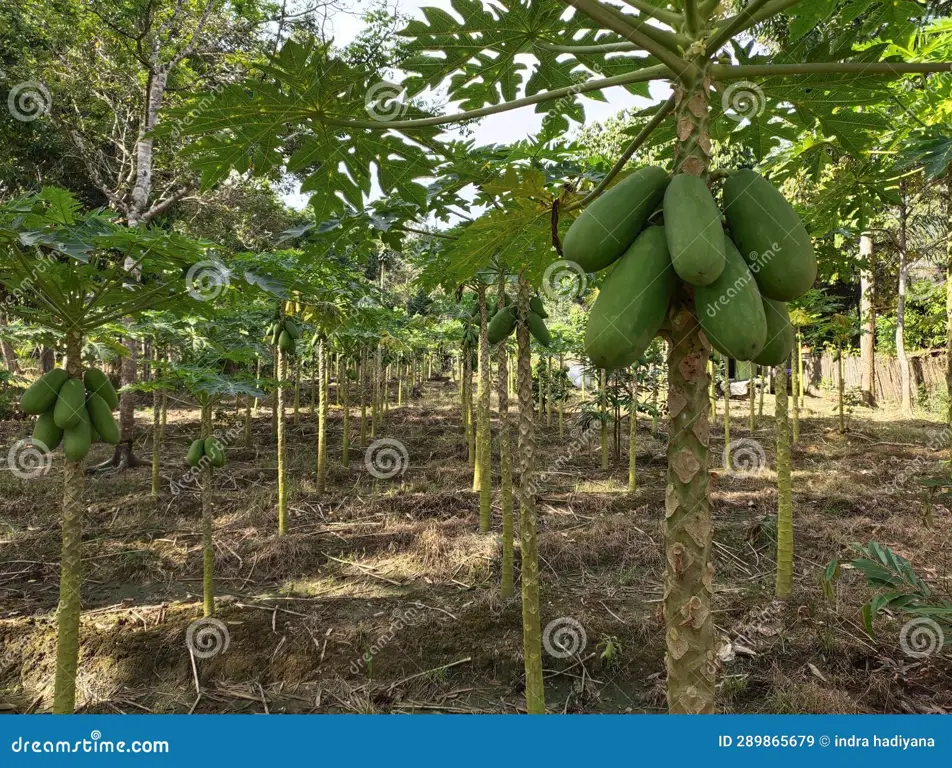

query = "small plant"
(823, 541), (952, 639)
(596, 635), (622, 669)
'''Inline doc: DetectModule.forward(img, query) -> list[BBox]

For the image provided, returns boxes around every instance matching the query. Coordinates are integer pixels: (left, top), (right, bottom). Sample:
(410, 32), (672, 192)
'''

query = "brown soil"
(1, 382), (950, 714)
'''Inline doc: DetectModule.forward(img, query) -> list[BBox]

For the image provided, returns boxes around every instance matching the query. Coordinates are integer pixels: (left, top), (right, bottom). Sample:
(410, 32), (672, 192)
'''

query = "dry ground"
(1, 379), (950, 714)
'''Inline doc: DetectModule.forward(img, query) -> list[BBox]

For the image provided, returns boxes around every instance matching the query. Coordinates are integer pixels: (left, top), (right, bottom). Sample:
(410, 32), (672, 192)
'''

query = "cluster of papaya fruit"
(186, 435), (227, 469)
(266, 317), (301, 355)
(487, 295), (551, 348)
(567, 166), (816, 369)
(21, 368), (120, 460)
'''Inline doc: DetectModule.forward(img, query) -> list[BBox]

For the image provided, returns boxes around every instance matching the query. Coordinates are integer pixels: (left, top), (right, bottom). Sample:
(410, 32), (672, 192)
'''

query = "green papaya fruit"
(204, 436), (226, 468)
(487, 306), (517, 344)
(585, 227), (677, 369)
(694, 234), (768, 361)
(32, 410), (64, 452)
(563, 165), (670, 273)
(528, 312), (551, 348)
(487, 304), (498, 321)
(722, 169), (817, 301)
(284, 319), (300, 339)
(89, 423), (100, 444)
(187, 438), (205, 468)
(663, 174), (725, 286)
(53, 377), (87, 429)
(752, 298), (795, 366)
(529, 296), (548, 318)
(83, 368), (119, 410)
(86, 393), (120, 445)
(278, 330), (292, 352)
(20, 369), (69, 414)
(63, 407), (92, 462)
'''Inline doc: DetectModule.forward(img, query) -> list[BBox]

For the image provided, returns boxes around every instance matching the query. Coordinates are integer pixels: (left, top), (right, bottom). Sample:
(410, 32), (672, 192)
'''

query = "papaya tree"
(169, 0), (952, 714)
(0, 188), (205, 713)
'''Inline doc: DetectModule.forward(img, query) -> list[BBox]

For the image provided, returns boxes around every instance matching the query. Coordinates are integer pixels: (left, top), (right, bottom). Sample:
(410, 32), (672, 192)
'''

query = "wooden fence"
(809, 350), (946, 404)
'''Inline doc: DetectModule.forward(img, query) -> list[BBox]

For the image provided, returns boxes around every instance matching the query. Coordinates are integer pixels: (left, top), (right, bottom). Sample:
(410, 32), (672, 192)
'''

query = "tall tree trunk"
(663, 70), (716, 715)
(897, 183), (913, 416)
(758, 365), (765, 417)
(790, 347), (800, 444)
(748, 365), (756, 432)
(277, 346), (288, 536)
(859, 232), (876, 406)
(316, 337), (328, 494)
(0, 312), (19, 373)
(359, 353), (367, 449)
(201, 401), (215, 616)
(271, 346), (278, 442)
(497, 279), (514, 598)
(342, 358), (350, 468)
(151, 389), (161, 498)
(600, 368), (608, 469)
(516, 278), (544, 713)
(628, 368), (637, 493)
(52, 328), (85, 714)
(558, 354), (565, 439)
(837, 347), (845, 433)
(545, 355), (552, 427)
(946, 170), (952, 455)
(775, 360), (793, 597)
(476, 286), (491, 533)
(293, 357), (301, 426)
(722, 356), (730, 470)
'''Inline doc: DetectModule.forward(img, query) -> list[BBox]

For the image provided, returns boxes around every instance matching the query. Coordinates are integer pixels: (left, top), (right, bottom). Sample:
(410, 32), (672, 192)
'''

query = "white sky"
(283, 0), (669, 212)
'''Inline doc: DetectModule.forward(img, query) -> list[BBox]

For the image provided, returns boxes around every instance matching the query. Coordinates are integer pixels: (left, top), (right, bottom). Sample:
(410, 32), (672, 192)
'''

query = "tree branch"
(141, 182), (197, 222)
(564, 95), (677, 212)
(537, 40), (641, 54)
(326, 65), (672, 130)
(562, 0), (693, 79)
(684, 0), (700, 35)
(716, 0), (803, 34)
(705, 0), (773, 55)
(712, 62), (952, 78)
(618, 0), (682, 27)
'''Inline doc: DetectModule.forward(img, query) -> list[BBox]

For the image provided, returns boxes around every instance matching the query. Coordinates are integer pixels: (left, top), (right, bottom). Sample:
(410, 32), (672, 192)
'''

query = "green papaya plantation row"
(1, 0), (952, 719)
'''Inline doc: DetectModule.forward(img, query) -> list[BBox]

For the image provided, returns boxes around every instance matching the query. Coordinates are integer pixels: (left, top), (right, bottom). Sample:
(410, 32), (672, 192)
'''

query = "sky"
(283, 0), (670, 211)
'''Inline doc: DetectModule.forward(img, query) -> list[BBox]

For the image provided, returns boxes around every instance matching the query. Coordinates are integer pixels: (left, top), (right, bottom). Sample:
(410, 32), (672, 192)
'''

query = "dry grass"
(0, 382), (950, 714)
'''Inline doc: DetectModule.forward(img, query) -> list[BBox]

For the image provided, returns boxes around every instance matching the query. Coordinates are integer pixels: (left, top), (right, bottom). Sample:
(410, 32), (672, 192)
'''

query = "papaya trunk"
(791, 348), (800, 444)
(359, 354), (367, 449)
(244, 395), (251, 447)
(497, 280), (514, 598)
(151, 389), (161, 499)
(628, 369), (637, 493)
(600, 368), (608, 470)
(859, 233), (876, 406)
(293, 358), (301, 426)
(277, 347), (288, 536)
(558, 354), (565, 439)
(837, 347), (845, 433)
(545, 355), (552, 427)
(477, 286), (492, 533)
(946, 170), (952, 458)
(52, 328), (85, 714)
(748, 366), (756, 432)
(316, 337), (328, 494)
(758, 364), (765, 417)
(342, 359), (350, 468)
(797, 333), (805, 407)
(253, 358), (261, 417)
(160, 390), (168, 439)
(271, 346), (278, 442)
(201, 401), (215, 616)
(663, 69), (716, 715)
(897, 181), (913, 416)
(775, 360), (793, 597)
(722, 356), (730, 470)
(516, 279), (544, 713)
(371, 346), (380, 438)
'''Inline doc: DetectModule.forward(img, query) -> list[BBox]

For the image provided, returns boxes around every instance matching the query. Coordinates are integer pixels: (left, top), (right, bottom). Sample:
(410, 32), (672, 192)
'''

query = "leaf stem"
(705, 0), (773, 55)
(712, 62), (952, 78)
(618, 0), (683, 27)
